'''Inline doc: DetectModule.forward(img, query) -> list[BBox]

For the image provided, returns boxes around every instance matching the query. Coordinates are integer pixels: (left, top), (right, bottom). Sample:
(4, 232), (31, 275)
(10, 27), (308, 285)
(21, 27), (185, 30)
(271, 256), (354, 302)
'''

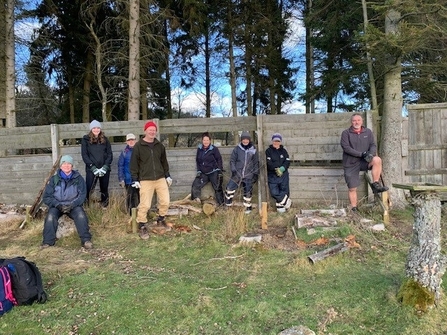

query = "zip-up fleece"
(130, 138), (170, 181)
(340, 126), (376, 167)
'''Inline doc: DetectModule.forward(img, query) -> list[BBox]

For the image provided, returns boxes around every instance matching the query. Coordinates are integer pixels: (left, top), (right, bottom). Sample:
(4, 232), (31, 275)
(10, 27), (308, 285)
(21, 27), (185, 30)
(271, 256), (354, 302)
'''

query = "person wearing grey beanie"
(224, 130), (259, 214)
(81, 120), (113, 208)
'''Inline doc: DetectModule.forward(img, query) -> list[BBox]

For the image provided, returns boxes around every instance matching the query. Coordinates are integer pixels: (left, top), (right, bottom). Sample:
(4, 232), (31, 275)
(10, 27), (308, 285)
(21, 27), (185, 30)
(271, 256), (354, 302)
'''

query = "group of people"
(41, 113), (388, 247)
(191, 130), (292, 214)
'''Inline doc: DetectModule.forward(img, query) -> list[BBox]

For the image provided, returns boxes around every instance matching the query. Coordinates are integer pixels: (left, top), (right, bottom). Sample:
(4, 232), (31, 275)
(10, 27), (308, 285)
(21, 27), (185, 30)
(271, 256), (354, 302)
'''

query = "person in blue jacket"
(41, 155), (93, 249)
(266, 133), (292, 212)
(118, 133), (140, 215)
(81, 120), (113, 208)
(191, 132), (224, 206)
(225, 131), (259, 214)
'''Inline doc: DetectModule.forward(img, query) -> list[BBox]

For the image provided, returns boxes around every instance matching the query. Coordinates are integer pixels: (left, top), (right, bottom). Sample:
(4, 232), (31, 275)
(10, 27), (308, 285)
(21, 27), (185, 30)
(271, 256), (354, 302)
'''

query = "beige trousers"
(137, 178), (170, 223)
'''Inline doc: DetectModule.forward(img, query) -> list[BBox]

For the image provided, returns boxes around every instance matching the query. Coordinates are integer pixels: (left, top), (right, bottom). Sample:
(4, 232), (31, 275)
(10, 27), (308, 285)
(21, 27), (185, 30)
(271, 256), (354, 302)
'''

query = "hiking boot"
(371, 182), (389, 194)
(193, 197), (201, 203)
(139, 225), (149, 240)
(156, 216), (166, 226)
(277, 207), (286, 213)
(351, 206), (359, 212)
(284, 198), (292, 210)
(83, 241), (93, 249)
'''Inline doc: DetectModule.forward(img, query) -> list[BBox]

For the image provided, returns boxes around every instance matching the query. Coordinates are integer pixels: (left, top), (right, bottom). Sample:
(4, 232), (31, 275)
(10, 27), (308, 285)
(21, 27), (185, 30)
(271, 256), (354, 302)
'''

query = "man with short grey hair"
(340, 113), (388, 212)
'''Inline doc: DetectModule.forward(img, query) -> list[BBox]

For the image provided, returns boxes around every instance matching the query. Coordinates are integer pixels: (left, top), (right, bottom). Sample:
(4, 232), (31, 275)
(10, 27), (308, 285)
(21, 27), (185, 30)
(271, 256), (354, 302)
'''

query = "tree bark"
(128, 0), (140, 121)
(380, 5), (405, 207)
(403, 192), (447, 306)
(5, 0), (15, 128)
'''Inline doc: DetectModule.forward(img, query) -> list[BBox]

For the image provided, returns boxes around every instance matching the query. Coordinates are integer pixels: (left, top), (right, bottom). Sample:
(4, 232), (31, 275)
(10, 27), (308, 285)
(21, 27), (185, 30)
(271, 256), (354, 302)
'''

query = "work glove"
(166, 177), (173, 187)
(275, 166), (285, 177)
(57, 205), (71, 214)
(362, 151), (374, 163)
(61, 205), (72, 214)
(196, 171), (202, 178)
(131, 181), (141, 188)
(119, 180), (125, 188)
(90, 166), (100, 176)
(98, 165), (109, 176)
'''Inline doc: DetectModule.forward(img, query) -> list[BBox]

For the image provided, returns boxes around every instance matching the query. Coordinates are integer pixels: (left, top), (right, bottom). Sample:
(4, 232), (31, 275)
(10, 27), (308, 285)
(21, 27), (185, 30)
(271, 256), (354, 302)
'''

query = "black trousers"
(191, 171), (224, 206)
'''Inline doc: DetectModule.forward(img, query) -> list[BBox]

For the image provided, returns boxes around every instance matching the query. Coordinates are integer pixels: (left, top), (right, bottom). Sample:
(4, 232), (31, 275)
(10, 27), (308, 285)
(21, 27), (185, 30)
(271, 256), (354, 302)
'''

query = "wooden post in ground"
(261, 202), (268, 229)
(131, 208), (138, 233)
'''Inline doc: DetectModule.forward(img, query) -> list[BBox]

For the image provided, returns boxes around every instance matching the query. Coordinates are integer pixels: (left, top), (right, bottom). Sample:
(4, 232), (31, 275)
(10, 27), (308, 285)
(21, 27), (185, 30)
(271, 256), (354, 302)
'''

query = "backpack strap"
(0, 267), (17, 305)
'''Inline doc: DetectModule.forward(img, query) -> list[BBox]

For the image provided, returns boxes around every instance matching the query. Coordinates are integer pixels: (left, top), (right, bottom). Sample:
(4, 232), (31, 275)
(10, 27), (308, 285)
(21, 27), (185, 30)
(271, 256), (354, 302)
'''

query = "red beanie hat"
(144, 121), (157, 131)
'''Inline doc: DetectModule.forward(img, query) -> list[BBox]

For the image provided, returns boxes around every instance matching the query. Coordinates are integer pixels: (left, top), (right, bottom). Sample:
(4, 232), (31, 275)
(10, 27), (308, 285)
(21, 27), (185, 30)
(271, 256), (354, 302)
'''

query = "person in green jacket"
(130, 121), (172, 239)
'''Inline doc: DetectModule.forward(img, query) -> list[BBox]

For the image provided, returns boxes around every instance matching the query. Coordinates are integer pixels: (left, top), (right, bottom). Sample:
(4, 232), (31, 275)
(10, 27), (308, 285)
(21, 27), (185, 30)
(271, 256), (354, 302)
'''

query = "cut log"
(400, 192), (447, 307)
(308, 242), (349, 264)
(203, 203), (215, 216)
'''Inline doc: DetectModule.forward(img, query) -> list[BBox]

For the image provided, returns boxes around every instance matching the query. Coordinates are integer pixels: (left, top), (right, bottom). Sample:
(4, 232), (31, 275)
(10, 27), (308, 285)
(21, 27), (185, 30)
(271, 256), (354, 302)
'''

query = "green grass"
(1, 201), (447, 335)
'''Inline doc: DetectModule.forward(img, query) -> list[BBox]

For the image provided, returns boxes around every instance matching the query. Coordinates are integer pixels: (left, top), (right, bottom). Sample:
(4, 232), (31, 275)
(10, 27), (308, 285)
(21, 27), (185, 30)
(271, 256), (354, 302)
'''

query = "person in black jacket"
(41, 155), (93, 249)
(191, 132), (224, 206)
(266, 133), (292, 212)
(81, 120), (113, 208)
(340, 113), (388, 211)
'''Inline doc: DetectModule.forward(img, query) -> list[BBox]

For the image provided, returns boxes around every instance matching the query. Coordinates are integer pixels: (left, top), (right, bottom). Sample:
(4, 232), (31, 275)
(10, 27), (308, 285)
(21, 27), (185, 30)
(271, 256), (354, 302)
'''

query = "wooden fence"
(0, 112), (385, 207)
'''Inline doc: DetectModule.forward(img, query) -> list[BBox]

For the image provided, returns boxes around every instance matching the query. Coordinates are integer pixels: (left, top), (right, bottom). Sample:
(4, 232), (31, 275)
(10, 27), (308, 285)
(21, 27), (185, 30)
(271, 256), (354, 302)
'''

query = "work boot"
(138, 223), (149, 240)
(83, 241), (93, 249)
(156, 216), (165, 226)
(371, 182), (389, 194)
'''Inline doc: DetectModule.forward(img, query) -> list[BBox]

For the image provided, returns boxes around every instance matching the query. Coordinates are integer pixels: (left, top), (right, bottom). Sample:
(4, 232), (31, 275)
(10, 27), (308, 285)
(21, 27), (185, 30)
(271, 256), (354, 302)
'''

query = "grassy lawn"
(1, 200), (447, 335)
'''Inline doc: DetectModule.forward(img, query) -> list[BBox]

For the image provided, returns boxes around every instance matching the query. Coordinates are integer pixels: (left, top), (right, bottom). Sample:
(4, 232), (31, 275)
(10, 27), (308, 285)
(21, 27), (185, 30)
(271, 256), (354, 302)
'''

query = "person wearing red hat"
(130, 120), (172, 239)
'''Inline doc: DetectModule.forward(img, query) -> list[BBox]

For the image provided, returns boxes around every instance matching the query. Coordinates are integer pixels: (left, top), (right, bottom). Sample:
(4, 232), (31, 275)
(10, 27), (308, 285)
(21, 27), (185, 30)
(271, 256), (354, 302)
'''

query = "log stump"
(398, 192), (447, 310)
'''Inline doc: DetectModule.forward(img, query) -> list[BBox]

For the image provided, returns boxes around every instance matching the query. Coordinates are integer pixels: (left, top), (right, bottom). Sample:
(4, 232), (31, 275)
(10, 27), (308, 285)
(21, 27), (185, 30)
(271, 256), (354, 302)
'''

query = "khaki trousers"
(137, 178), (170, 223)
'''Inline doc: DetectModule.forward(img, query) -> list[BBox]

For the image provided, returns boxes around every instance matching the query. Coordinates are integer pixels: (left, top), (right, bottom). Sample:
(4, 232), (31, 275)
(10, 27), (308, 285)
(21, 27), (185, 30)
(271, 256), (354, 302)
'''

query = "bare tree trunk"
(361, 0), (377, 111)
(204, 31), (211, 118)
(227, 3), (238, 144)
(5, 0), (15, 128)
(399, 192), (447, 309)
(305, 0), (315, 114)
(0, 1), (7, 127)
(82, 51), (94, 123)
(380, 5), (405, 207)
(128, 0), (140, 121)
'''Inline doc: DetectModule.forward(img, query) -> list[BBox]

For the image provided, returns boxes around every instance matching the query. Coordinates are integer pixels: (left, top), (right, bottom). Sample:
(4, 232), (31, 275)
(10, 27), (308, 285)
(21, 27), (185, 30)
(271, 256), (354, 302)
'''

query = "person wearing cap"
(118, 133), (140, 215)
(191, 132), (224, 206)
(340, 113), (388, 212)
(41, 155), (93, 249)
(130, 121), (172, 239)
(81, 120), (113, 208)
(266, 133), (292, 212)
(224, 130), (259, 214)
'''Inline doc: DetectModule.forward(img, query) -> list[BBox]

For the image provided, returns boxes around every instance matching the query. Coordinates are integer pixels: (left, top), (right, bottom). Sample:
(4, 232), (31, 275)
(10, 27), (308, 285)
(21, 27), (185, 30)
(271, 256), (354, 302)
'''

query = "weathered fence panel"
(0, 113), (384, 206)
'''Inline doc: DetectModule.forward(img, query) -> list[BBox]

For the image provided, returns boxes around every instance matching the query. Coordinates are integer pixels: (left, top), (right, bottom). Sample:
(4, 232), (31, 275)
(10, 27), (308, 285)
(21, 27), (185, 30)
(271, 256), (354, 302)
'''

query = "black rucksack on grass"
(0, 257), (47, 305)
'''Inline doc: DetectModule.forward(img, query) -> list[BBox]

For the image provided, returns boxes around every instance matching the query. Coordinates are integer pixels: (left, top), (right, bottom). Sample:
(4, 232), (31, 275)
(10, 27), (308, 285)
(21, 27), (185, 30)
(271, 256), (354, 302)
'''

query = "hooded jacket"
(43, 169), (86, 208)
(230, 142), (259, 180)
(118, 145), (134, 185)
(266, 144), (290, 180)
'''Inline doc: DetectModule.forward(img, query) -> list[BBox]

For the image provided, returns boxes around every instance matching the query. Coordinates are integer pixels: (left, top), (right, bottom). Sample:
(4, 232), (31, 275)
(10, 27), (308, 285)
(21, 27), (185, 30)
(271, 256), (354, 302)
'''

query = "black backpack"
(0, 257), (47, 305)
